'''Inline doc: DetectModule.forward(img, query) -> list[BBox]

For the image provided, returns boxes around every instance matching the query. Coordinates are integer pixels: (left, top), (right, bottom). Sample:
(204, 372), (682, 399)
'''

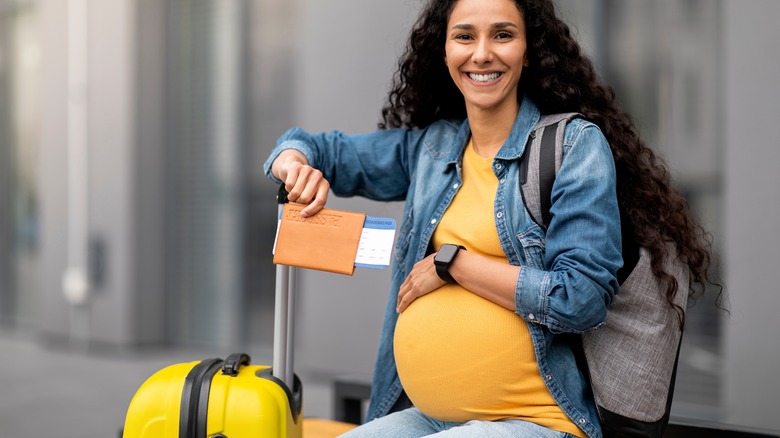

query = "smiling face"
(444, 0), (528, 117)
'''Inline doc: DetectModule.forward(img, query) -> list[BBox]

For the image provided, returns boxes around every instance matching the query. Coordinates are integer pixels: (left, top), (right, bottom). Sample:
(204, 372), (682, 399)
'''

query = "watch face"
(435, 244), (460, 264)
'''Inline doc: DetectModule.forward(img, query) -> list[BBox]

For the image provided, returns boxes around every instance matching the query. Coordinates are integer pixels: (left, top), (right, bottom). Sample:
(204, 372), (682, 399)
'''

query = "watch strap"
(436, 262), (457, 284)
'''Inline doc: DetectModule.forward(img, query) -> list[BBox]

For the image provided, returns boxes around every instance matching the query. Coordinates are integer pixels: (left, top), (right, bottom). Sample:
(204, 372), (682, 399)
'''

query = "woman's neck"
(466, 102), (520, 158)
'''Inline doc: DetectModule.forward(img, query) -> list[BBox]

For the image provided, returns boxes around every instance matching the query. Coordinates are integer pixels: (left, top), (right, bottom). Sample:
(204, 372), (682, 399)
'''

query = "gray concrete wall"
(722, 0), (780, 430)
(38, 0), (71, 338)
(37, 0), (166, 347)
(84, 0), (136, 345)
(133, 0), (167, 344)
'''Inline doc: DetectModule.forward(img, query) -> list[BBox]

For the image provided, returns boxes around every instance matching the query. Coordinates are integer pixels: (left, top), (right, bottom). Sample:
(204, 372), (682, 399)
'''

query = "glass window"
(0, 0), (41, 328)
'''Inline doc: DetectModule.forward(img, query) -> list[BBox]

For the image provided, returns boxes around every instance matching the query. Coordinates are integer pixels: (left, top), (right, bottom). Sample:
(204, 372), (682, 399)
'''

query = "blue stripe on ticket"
(363, 216), (396, 230)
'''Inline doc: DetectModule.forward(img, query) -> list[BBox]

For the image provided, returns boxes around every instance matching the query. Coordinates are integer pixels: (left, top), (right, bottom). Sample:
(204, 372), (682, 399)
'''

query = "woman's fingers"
(299, 182), (330, 217)
(287, 165), (326, 202)
(282, 161), (330, 217)
(397, 255), (445, 313)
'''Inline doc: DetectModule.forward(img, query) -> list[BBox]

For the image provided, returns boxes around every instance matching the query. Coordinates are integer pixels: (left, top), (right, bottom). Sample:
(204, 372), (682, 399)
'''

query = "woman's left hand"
(397, 254), (446, 313)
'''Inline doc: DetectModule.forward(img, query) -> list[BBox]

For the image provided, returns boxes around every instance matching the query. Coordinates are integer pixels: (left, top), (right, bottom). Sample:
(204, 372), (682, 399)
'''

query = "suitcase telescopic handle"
(274, 183), (296, 387)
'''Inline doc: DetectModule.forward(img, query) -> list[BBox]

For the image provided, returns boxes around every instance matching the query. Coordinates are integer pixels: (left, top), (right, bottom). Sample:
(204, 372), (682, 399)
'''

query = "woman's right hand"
(272, 150), (330, 217)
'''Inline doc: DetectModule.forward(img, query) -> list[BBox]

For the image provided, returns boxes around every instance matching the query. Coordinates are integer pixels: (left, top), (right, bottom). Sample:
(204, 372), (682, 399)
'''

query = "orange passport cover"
(273, 203), (366, 275)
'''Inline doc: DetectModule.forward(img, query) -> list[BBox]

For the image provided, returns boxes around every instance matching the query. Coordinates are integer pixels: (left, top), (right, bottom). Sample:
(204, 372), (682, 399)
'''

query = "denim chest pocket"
(516, 226), (546, 270)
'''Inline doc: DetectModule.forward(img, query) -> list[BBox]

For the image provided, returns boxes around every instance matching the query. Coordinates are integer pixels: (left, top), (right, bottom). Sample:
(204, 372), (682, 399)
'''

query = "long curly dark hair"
(380, 0), (723, 328)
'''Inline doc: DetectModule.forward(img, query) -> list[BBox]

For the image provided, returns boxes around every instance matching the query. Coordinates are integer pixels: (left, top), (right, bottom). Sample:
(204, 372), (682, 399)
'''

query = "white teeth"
(468, 72), (501, 82)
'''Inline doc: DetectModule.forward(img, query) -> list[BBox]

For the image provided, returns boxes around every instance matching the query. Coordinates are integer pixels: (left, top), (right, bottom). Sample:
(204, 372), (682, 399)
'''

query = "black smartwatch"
(434, 244), (466, 284)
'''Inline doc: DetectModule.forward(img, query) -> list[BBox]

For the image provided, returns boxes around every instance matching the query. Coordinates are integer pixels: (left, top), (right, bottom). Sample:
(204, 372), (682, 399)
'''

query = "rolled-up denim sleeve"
(515, 124), (622, 334)
(263, 127), (422, 201)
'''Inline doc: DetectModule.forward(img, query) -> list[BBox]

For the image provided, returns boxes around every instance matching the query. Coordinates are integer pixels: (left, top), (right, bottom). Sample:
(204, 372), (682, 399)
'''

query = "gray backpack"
(519, 114), (689, 437)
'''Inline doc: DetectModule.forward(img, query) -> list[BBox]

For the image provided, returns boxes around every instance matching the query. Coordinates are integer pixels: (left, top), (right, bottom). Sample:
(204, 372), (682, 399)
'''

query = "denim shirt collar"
(442, 96), (542, 166)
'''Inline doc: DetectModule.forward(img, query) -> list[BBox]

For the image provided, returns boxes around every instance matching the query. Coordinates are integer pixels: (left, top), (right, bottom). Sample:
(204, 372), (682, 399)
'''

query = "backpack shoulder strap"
(519, 113), (582, 229)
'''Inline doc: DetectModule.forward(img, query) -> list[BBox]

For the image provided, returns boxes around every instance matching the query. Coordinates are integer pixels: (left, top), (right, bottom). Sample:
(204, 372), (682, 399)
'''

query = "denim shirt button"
(452, 183), (459, 189)
(499, 178), (506, 184)
(495, 163), (503, 170)
(430, 218), (437, 225)
(496, 212), (503, 219)
(545, 374), (552, 380)
(528, 313), (535, 320)
(579, 418), (586, 424)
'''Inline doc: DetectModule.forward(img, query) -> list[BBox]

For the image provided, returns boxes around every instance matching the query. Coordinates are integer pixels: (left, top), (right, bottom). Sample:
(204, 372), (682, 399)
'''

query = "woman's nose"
(472, 39), (493, 64)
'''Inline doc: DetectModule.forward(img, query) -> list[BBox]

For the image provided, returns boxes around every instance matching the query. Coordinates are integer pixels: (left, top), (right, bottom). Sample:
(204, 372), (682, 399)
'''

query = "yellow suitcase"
(123, 353), (303, 437)
(124, 187), (304, 437)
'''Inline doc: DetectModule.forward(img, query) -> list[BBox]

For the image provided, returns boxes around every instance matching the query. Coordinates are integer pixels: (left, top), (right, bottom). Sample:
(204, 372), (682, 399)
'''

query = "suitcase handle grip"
(221, 353), (251, 376)
(277, 183), (290, 204)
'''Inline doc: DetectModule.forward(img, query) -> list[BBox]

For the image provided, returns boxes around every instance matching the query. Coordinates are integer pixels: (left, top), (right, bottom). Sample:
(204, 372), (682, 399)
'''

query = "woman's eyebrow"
(450, 23), (475, 31)
(492, 22), (519, 30)
(449, 22), (519, 31)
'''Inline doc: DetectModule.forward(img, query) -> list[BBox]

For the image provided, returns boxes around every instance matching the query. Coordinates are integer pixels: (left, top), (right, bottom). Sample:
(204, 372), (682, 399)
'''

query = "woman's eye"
(454, 33), (473, 41)
(496, 31), (513, 40)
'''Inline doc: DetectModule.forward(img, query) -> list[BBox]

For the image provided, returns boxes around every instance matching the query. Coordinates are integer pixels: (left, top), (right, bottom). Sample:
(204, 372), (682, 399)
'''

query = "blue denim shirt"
(264, 97), (621, 438)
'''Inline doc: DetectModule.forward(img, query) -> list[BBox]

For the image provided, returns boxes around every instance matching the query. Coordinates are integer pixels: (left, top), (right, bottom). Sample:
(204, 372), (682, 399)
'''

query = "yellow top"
(394, 140), (585, 437)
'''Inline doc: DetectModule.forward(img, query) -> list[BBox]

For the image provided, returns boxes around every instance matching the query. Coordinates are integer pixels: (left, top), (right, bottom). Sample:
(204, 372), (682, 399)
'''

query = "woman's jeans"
(338, 407), (577, 438)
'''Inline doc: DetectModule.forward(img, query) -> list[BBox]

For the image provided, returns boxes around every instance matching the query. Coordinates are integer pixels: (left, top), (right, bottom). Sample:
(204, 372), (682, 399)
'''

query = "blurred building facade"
(0, 0), (778, 433)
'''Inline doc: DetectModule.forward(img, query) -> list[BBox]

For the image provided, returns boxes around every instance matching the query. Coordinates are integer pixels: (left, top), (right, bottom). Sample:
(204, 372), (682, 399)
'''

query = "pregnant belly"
(393, 284), (545, 422)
